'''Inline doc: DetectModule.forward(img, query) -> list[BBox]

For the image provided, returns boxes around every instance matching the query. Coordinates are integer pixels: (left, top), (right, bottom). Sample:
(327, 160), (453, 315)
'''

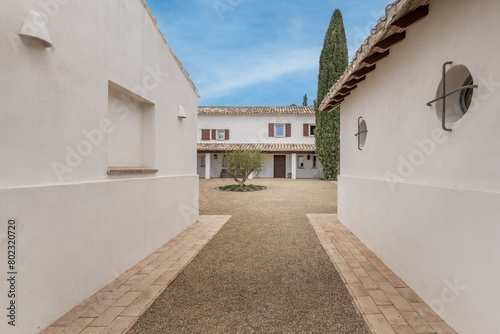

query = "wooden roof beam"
(410, 0), (430, 5)
(323, 100), (342, 112)
(373, 32), (406, 53)
(351, 65), (376, 80)
(339, 86), (357, 95)
(344, 77), (366, 88)
(361, 50), (390, 67)
(333, 93), (349, 101)
(389, 5), (429, 33)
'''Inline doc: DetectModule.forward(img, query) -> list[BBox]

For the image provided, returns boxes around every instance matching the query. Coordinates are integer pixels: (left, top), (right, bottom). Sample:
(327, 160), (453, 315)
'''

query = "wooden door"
(274, 155), (286, 178)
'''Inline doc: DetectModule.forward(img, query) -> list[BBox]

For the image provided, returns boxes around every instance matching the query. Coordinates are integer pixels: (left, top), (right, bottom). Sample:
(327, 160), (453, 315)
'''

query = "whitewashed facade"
(0, 1), (199, 333)
(197, 106), (323, 179)
(320, 0), (500, 333)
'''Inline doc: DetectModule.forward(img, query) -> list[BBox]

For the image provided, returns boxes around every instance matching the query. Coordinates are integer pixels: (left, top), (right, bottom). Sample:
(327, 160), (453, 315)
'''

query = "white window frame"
(216, 129), (226, 141)
(275, 124), (285, 138)
(298, 155), (304, 169)
(309, 124), (316, 137)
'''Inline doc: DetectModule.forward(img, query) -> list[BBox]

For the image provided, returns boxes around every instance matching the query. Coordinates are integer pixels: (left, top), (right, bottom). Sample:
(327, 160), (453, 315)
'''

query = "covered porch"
(197, 143), (323, 180)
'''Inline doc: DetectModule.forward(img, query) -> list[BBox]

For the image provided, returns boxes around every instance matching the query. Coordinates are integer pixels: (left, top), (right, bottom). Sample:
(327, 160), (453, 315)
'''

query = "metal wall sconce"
(355, 117), (368, 150)
(213, 154), (218, 160)
(426, 61), (478, 131)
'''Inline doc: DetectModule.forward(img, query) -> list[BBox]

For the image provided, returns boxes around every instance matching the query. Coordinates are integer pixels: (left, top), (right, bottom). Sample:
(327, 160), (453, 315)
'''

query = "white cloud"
(199, 47), (319, 100)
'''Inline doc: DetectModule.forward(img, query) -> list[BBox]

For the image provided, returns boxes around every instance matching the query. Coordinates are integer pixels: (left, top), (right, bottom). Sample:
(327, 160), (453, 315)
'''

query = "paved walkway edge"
(42, 215), (231, 334)
(307, 214), (456, 334)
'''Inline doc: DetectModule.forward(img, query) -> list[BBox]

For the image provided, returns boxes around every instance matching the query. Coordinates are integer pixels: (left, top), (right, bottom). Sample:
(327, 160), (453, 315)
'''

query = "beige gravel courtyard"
(129, 178), (369, 333)
(43, 178), (457, 333)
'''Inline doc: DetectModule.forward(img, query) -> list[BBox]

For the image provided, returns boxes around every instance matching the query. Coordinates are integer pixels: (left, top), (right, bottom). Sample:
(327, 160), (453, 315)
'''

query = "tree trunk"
(239, 171), (249, 187)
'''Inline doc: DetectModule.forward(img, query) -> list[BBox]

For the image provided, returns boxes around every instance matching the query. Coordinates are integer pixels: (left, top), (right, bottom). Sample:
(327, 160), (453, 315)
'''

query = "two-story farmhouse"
(1, 1), (199, 333)
(320, 0), (500, 333)
(197, 106), (323, 179)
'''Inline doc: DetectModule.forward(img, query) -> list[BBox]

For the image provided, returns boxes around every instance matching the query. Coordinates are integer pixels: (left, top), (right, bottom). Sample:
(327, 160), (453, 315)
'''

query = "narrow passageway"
(129, 179), (368, 333)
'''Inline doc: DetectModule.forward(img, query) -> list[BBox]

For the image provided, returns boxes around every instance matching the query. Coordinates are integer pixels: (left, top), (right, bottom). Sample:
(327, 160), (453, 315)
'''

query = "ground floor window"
(313, 155), (317, 168)
(298, 156), (304, 169)
(201, 155), (206, 167)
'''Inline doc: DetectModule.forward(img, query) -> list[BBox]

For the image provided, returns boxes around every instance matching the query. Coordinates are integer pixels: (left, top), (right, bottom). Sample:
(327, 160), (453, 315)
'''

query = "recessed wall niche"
(107, 81), (156, 172)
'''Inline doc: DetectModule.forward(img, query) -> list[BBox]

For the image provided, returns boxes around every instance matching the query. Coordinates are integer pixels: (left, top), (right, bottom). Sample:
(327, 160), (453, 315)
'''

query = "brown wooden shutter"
(269, 123), (274, 137)
(285, 123), (291, 137)
(225, 129), (229, 141)
(212, 129), (216, 140)
(303, 124), (309, 137)
(201, 129), (210, 140)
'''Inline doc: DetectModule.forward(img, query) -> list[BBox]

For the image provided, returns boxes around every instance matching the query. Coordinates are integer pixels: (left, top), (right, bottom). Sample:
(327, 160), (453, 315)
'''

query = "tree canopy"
(224, 150), (266, 187)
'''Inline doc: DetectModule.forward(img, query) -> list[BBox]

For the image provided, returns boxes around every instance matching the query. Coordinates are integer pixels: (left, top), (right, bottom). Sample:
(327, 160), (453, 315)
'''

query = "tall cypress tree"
(302, 94), (308, 106)
(315, 9), (348, 180)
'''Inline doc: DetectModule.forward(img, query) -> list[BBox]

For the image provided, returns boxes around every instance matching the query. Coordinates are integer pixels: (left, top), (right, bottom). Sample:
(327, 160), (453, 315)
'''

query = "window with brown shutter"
(216, 130), (225, 140)
(201, 129), (210, 140)
(225, 129), (229, 140)
(303, 123), (309, 137)
(212, 129), (216, 140)
(269, 123), (274, 137)
(285, 123), (291, 137)
(309, 124), (316, 136)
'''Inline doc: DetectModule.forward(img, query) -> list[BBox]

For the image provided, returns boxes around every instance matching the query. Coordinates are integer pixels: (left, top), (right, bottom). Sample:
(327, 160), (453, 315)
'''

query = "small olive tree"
(224, 150), (266, 187)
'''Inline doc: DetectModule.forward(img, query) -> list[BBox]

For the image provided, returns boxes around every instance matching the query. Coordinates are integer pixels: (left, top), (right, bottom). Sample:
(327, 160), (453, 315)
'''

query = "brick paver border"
(42, 215), (231, 334)
(308, 214), (456, 334)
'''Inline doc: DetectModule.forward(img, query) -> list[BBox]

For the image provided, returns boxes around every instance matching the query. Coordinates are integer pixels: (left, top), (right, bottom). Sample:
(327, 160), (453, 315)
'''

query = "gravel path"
(129, 179), (368, 333)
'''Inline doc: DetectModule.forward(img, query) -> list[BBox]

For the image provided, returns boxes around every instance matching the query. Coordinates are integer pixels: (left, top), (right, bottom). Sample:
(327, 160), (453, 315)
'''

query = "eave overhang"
(319, 0), (431, 111)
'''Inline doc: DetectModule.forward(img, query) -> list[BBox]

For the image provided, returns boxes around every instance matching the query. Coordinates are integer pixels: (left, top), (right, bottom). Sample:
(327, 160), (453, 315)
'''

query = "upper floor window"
(303, 123), (316, 137)
(269, 123), (291, 138)
(217, 130), (226, 141)
(309, 125), (316, 136)
(275, 124), (285, 137)
(200, 129), (229, 141)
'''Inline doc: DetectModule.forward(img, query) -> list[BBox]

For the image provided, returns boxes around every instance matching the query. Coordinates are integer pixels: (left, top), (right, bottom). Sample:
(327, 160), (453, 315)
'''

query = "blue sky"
(147, 0), (390, 106)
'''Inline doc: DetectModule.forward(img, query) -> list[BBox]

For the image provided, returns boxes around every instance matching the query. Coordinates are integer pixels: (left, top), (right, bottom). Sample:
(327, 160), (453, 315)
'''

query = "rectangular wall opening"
(107, 81), (156, 174)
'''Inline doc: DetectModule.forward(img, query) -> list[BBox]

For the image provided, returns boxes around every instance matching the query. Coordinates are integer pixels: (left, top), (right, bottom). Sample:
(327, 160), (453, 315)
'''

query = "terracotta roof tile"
(197, 143), (316, 152)
(198, 106), (315, 115)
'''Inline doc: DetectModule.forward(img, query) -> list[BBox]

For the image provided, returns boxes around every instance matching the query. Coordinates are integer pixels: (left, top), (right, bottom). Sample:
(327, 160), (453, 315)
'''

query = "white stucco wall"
(198, 115), (316, 144)
(338, 0), (500, 333)
(0, 176), (198, 334)
(0, 1), (199, 333)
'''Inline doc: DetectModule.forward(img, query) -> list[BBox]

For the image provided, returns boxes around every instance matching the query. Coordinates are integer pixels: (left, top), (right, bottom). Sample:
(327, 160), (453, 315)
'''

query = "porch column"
(291, 153), (297, 179)
(205, 153), (211, 179)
